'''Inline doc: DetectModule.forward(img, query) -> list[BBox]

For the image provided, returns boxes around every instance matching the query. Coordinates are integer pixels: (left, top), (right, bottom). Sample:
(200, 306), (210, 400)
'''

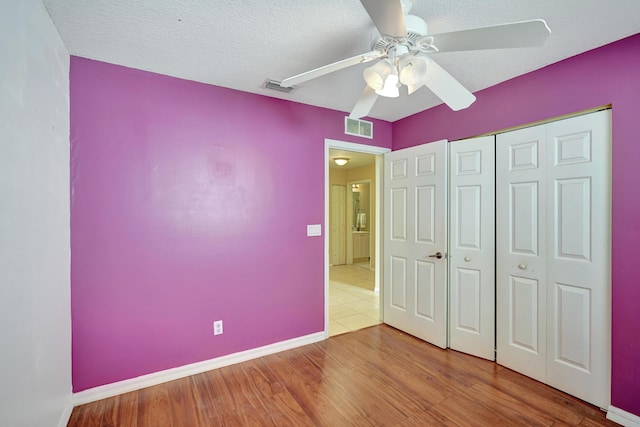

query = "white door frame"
(324, 139), (390, 336)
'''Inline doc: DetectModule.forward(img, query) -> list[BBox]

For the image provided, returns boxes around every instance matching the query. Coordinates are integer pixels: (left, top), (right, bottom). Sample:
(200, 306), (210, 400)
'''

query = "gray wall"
(0, 0), (72, 425)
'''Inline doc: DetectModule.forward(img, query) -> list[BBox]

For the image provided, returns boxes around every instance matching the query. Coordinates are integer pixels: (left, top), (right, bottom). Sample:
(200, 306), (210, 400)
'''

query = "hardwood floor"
(68, 325), (617, 426)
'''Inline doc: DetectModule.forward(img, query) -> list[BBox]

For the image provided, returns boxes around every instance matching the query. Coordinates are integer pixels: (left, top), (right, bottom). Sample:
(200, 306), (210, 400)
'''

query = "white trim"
(325, 139), (390, 155)
(72, 331), (324, 406)
(324, 139), (390, 334)
(57, 398), (74, 427)
(374, 154), (384, 295)
(607, 405), (640, 427)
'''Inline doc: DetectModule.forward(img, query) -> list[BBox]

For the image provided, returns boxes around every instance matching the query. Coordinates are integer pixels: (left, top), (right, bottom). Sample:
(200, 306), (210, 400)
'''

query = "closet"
(383, 109), (611, 409)
(496, 110), (611, 408)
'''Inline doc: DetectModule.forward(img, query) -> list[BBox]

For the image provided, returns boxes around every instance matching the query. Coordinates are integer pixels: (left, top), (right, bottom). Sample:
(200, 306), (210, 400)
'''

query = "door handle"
(428, 252), (443, 259)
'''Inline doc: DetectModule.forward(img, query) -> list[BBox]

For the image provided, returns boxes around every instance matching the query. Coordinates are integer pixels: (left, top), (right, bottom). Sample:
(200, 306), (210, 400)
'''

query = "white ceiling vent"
(263, 79), (294, 93)
(345, 117), (373, 139)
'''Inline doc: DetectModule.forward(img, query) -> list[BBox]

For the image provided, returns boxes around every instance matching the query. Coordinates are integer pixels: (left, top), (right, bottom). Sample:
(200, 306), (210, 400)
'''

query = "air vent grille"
(345, 117), (373, 139)
(263, 79), (294, 93)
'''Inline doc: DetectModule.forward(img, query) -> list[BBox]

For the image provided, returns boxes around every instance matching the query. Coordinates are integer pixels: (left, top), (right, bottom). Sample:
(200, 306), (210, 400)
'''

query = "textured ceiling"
(43, 0), (640, 122)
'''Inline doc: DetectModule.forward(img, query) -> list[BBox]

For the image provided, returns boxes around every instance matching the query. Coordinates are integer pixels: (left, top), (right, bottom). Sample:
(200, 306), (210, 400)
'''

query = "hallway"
(328, 262), (380, 336)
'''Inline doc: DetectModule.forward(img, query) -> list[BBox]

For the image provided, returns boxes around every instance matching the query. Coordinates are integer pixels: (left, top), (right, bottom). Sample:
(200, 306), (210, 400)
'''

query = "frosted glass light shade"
(363, 60), (392, 91)
(400, 56), (431, 95)
(376, 74), (399, 98)
(399, 56), (429, 86)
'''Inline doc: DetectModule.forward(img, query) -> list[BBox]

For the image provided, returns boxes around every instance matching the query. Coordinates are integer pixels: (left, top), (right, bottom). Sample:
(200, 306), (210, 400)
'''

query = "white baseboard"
(73, 331), (326, 406)
(608, 405), (640, 427)
(57, 397), (74, 427)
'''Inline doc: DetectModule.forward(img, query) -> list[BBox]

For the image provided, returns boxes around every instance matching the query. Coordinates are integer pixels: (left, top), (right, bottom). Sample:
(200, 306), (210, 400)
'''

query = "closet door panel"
(545, 110), (611, 409)
(510, 182), (539, 255)
(510, 276), (539, 351)
(496, 124), (548, 383)
(449, 136), (495, 360)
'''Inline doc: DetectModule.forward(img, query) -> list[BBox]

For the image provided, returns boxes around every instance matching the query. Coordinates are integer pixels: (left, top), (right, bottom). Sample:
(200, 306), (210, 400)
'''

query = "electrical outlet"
(213, 320), (223, 335)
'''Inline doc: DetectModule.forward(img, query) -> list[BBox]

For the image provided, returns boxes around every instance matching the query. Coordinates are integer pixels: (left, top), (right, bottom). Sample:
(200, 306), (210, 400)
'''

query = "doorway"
(325, 139), (390, 337)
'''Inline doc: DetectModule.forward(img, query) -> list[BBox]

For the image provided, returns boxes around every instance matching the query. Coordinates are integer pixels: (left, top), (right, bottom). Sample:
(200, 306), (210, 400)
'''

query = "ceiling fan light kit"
(363, 59), (391, 91)
(376, 72), (400, 98)
(280, 0), (551, 119)
(364, 59), (401, 98)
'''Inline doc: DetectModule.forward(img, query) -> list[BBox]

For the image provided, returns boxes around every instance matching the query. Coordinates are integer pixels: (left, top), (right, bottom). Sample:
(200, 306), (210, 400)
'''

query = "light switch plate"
(307, 224), (321, 236)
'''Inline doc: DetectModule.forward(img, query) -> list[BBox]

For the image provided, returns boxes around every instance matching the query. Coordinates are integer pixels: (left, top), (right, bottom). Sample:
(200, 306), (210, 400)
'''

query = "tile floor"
(329, 262), (381, 336)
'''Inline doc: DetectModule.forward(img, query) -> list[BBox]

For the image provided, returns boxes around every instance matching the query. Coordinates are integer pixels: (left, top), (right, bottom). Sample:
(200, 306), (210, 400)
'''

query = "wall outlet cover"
(213, 320), (223, 335)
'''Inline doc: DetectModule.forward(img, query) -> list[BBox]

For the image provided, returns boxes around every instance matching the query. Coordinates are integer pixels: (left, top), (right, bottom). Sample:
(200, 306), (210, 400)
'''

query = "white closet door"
(497, 110), (611, 409)
(383, 140), (448, 348)
(449, 136), (496, 360)
(496, 124), (548, 383)
(545, 110), (611, 408)
(330, 185), (346, 266)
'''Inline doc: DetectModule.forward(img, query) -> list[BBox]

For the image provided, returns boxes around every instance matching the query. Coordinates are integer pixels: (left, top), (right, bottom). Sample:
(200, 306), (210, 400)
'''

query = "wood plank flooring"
(68, 325), (617, 426)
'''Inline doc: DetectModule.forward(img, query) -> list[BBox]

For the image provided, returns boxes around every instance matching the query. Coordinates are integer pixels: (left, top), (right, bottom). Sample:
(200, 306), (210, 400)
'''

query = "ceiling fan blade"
(349, 85), (379, 119)
(427, 19), (551, 52)
(360, 0), (407, 39)
(281, 51), (385, 88)
(424, 59), (475, 111)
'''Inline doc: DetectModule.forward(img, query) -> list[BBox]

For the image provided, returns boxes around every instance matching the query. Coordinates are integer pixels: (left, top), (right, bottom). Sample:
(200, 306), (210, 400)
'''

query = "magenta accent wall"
(394, 33), (640, 416)
(70, 57), (392, 392)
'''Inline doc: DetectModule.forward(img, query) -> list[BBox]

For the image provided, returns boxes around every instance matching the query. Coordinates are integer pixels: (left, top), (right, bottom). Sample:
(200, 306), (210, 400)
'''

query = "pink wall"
(394, 33), (640, 416)
(70, 57), (392, 392)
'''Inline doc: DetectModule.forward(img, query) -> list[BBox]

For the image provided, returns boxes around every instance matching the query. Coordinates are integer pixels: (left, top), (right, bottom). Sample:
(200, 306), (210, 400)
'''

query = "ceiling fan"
(280, 0), (551, 119)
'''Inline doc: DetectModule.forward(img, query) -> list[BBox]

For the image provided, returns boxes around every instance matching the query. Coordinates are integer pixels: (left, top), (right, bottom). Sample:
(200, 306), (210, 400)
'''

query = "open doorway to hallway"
(328, 147), (381, 336)
(329, 263), (379, 335)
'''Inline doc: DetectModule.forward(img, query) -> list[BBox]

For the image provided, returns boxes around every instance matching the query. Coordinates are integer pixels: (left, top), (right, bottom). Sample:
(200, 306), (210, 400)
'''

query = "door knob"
(429, 252), (443, 259)
(518, 263), (527, 269)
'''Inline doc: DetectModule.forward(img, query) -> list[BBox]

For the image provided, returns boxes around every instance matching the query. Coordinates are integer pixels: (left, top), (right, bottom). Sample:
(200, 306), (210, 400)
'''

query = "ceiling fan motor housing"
(405, 14), (428, 36)
(372, 14), (428, 53)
